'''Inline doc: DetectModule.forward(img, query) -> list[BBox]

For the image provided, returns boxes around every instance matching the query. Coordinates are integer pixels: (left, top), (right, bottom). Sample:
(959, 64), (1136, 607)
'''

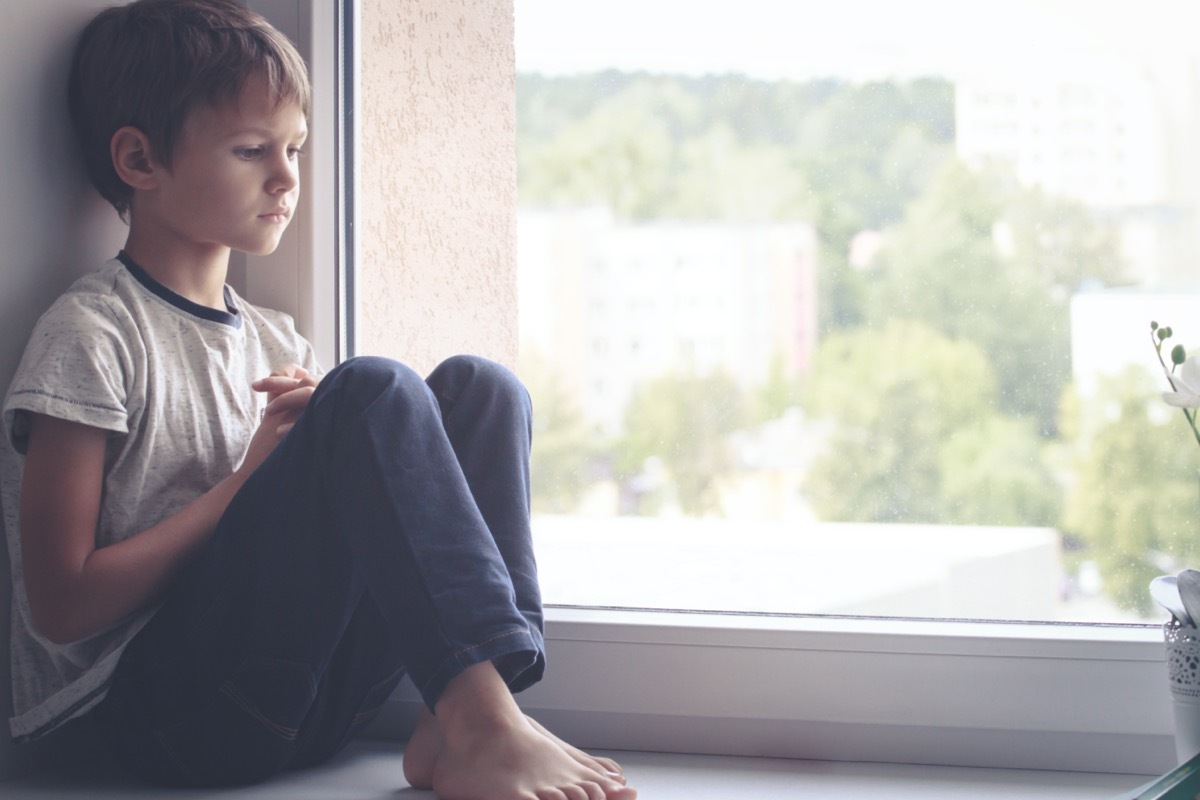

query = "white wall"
(356, 0), (519, 373)
(0, 0), (519, 779)
(0, 1), (128, 780)
(0, 0), (330, 780)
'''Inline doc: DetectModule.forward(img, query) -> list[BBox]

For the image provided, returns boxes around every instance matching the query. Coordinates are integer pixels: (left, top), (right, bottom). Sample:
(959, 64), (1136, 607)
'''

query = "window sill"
(0, 738), (1153, 798)
(375, 608), (1177, 776)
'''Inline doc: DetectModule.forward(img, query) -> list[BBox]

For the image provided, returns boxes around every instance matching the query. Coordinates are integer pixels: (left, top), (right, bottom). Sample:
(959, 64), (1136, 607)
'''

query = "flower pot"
(1165, 620), (1200, 763)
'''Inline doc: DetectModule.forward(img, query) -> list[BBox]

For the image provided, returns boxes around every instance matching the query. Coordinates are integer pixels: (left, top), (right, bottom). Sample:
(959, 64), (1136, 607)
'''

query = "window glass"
(515, 0), (1200, 623)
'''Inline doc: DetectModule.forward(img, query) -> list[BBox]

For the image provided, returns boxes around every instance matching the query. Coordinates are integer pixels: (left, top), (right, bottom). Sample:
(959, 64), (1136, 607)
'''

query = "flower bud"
(1173, 344), (1187, 365)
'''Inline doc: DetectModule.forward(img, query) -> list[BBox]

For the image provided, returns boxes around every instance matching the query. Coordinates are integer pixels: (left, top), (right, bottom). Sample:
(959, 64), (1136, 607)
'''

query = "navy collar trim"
(116, 251), (242, 329)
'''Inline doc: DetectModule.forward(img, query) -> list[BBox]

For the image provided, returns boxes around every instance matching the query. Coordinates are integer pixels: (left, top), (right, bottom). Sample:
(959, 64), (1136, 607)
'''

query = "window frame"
(374, 609), (1175, 776)
(328, 1), (1177, 777)
(242, 0), (354, 368)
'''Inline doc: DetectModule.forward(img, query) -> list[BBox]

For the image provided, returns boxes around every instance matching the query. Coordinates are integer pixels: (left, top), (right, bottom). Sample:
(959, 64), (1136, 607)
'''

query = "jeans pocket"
(153, 656), (317, 787)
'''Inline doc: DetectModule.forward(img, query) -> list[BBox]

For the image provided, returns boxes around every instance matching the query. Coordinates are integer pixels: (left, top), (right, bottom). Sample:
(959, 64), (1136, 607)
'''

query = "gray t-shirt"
(2, 255), (318, 741)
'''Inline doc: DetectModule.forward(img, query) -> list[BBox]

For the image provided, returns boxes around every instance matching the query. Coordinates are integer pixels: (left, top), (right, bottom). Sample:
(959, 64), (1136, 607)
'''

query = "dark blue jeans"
(93, 355), (545, 787)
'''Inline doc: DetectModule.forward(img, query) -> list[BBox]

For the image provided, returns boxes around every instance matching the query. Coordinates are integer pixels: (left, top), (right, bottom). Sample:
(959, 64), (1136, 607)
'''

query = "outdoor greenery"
(518, 70), (1184, 615)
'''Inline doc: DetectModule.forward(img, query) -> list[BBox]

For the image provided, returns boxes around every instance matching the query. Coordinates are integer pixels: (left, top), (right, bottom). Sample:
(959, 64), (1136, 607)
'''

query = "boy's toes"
(596, 757), (625, 782)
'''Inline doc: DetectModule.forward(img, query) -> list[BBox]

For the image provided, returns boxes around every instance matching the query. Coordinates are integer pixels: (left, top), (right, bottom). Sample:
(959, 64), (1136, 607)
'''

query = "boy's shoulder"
(37, 257), (134, 328)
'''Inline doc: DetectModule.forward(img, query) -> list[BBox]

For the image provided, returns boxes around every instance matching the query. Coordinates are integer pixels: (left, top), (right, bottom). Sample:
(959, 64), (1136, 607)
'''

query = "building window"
(351, 0), (1193, 774)
(515, 0), (1200, 626)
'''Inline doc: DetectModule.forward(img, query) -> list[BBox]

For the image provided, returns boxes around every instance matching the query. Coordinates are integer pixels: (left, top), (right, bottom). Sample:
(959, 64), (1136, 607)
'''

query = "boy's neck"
(122, 224), (231, 311)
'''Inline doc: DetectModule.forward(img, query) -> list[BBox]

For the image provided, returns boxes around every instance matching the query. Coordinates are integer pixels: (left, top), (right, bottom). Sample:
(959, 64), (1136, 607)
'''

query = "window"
(341, 0), (1190, 775)
(515, 0), (1200, 629)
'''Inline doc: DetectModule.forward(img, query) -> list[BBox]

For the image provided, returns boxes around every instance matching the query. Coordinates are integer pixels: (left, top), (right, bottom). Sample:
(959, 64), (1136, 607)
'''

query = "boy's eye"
(287, 146), (305, 160)
(234, 147), (264, 160)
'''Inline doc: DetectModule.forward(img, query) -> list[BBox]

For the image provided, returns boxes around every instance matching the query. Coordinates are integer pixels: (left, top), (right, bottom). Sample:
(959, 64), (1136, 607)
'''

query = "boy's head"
(68, 0), (312, 218)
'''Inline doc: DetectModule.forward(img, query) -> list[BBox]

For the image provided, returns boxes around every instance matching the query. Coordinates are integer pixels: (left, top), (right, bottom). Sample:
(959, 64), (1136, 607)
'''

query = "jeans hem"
(417, 627), (543, 709)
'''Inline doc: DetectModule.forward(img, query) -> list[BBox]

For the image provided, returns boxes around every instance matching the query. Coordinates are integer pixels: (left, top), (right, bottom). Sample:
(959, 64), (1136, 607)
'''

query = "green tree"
(802, 319), (1057, 526)
(938, 416), (1061, 526)
(865, 160), (1123, 431)
(753, 350), (804, 424)
(521, 352), (598, 514)
(802, 80), (954, 253)
(519, 76), (699, 219)
(521, 100), (675, 219)
(1003, 187), (1129, 292)
(615, 369), (746, 516)
(1061, 369), (1200, 615)
(665, 125), (814, 221)
(517, 72), (955, 239)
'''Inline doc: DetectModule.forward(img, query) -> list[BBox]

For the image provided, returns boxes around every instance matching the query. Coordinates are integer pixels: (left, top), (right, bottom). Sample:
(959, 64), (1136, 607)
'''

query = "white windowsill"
(0, 739), (1153, 798)
(374, 607), (1177, 777)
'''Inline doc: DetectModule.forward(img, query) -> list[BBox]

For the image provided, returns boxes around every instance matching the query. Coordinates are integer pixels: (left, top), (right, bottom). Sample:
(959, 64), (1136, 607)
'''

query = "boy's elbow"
(28, 594), (90, 645)
(30, 610), (74, 646)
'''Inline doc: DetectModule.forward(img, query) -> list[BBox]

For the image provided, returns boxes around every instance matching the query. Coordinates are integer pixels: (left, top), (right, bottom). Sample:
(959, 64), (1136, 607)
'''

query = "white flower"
(1163, 356), (1200, 409)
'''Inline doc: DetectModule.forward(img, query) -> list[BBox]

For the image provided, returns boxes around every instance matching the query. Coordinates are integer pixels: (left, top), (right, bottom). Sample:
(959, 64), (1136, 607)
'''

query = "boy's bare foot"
(525, 716), (627, 782)
(401, 707), (443, 789)
(403, 708), (627, 790)
(402, 661), (636, 800)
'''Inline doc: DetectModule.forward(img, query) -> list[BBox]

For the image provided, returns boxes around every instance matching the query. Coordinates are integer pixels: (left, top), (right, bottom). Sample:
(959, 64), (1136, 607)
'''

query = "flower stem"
(1186, 408), (1200, 449)
(1153, 327), (1200, 449)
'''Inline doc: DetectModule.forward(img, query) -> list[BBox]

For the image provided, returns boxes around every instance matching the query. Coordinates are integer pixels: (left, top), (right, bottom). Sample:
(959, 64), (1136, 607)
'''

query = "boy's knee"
(429, 355), (530, 408)
(318, 356), (429, 407)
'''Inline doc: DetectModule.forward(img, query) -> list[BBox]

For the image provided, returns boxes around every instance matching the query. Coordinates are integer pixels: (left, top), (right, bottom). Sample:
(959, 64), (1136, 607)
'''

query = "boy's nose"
(267, 158), (299, 193)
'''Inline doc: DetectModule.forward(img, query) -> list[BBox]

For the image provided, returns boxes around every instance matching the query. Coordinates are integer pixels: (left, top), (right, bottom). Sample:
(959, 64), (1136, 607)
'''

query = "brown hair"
(68, 0), (312, 217)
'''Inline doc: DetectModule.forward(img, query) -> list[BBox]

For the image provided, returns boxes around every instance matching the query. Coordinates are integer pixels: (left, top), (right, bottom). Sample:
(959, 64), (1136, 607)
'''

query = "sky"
(514, 0), (1200, 83)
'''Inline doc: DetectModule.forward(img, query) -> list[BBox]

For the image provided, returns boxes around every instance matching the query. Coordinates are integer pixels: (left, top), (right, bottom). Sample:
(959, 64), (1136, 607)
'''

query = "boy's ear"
(110, 126), (161, 191)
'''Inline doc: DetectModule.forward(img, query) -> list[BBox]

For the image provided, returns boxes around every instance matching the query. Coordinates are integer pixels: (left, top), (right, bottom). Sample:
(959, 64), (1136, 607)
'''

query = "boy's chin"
(240, 239), (285, 257)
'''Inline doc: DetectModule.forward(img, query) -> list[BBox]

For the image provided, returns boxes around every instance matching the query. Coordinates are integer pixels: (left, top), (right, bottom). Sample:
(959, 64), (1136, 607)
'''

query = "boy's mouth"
(259, 208), (291, 223)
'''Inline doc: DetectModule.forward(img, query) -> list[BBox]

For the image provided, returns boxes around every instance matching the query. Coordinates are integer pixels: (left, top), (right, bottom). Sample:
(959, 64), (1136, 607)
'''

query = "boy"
(1, 1), (635, 798)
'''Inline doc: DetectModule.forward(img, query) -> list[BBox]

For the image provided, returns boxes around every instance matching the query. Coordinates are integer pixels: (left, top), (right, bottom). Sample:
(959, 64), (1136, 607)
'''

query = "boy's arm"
(19, 378), (314, 645)
(20, 414), (249, 644)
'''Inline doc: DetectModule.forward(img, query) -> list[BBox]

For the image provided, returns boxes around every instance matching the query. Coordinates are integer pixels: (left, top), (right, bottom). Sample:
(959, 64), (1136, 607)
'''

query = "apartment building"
(518, 207), (818, 433)
(956, 56), (1200, 288)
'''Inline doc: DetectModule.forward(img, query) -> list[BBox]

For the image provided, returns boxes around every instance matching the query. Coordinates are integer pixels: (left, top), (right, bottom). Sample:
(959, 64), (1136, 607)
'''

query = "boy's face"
(149, 72), (308, 258)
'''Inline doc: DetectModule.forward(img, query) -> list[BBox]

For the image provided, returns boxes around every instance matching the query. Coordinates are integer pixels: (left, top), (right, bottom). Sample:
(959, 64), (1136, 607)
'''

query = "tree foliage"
(616, 369), (746, 516)
(521, 350), (599, 514)
(519, 73), (953, 232)
(518, 69), (1154, 615)
(1061, 369), (1200, 615)
(865, 160), (1126, 431)
(802, 320), (1059, 526)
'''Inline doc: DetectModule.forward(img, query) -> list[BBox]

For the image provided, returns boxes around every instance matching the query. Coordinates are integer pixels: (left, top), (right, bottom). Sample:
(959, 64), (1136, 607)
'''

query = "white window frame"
(376, 610), (1174, 776)
(299, 2), (1177, 777)
(241, 0), (354, 368)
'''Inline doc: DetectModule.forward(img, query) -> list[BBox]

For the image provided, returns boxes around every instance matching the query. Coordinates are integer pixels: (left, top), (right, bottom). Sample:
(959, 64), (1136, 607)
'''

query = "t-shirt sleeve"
(300, 335), (321, 377)
(4, 294), (133, 454)
(251, 303), (323, 377)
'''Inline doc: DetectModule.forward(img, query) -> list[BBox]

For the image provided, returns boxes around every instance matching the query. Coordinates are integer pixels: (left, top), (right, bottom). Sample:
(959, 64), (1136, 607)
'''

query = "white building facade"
(518, 208), (818, 434)
(956, 57), (1200, 289)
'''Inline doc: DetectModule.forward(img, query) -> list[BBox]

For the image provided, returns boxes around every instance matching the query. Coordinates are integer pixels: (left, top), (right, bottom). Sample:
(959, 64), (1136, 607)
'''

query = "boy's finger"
(254, 376), (303, 395)
(264, 386), (315, 415)
(254, 371), (319, 394)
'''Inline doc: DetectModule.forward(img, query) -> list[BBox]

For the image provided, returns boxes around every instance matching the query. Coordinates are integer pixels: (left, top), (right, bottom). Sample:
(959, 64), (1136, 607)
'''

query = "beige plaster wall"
(359, 0), (518, 374)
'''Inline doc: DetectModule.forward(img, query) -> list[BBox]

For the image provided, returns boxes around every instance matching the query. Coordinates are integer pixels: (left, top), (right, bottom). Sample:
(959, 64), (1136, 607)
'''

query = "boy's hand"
(252, 364), (320, 403)
(240, 365), (320, 474)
